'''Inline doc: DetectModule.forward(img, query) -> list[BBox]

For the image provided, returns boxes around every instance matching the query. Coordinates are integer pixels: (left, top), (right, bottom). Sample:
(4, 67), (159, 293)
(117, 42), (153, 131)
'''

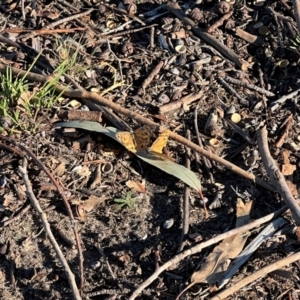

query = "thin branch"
(257, 126), (300, 225)
(18, 165), (81, 300)
(0, 139), (85, 295)
(177, 129), (191, 252)
(292, 0), (300, 32)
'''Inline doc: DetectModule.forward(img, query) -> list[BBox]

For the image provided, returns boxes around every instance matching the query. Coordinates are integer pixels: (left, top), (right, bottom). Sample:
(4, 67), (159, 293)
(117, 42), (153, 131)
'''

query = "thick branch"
(257, 126), (300, 225)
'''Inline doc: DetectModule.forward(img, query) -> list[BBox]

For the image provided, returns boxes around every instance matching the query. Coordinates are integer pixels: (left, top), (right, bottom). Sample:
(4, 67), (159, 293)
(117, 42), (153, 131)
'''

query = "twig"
(45, 8), (94, 29)
(21, 0), (26, 20)
(96, 244), (116, 279)
(159, 90), (204, 114)
(0, 63), (276, 192)
(257, 126), (300, 225)
(275, 114), (293, 148)
(21, 8), (94, 41)
(194, 104), (214, 183)
(0, 203), (31, 227)
(150, 26), (155, 48)
(4, 28), (87, 35)
(3, 140), (85, 294)
(218, 77), (249, 106)
(177, 130), (191, 253)
(224, 76), (275, 97)
(235, 28), (260, 44)
(18, 164), (81, 300)
(166, 2), (248, 71)
(270, 88), (300, 112)
(224, 118), (256, 144)
(207, 11), (233, 33)
(211, 248), (300, 300)
(138, 60), (164, 95)
(128, 206), (288, 299)
(102, 24), (157, 40)
(106, 39), (123, 82)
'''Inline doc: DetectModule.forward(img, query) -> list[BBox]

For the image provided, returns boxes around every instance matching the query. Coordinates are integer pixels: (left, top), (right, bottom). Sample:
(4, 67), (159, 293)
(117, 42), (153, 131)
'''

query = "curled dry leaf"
(177, 198), (252, 297)
(126, 180), (146, 194)
(82, 195), (108, 212)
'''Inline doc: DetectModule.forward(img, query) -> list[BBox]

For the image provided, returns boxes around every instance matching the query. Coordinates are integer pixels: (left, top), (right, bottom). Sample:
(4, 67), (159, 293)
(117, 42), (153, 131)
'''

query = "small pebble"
(158, 93), (170, 104)
(90, 261), (102, 270)
(163, 219), (174, 229)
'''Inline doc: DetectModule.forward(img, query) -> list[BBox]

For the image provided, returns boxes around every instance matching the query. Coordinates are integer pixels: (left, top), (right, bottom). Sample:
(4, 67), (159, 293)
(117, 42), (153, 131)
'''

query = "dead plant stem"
(13, 142), (85, 294)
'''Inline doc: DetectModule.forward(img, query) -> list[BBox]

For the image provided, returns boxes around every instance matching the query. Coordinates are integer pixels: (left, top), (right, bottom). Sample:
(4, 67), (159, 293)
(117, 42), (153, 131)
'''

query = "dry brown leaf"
(17, 91), (31, 106)
(282, 150), (296, 176)
(53, 163), (65, 176)
(3, 193), (16, 208)
(71, 196), (108, 212)
(82, 195), (108, 212)
(126, 180), (146, 193)
(177, 199), (252, 298)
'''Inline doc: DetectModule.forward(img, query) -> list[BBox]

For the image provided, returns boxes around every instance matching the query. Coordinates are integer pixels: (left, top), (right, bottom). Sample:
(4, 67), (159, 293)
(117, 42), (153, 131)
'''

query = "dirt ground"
(0, 0), (300, 299)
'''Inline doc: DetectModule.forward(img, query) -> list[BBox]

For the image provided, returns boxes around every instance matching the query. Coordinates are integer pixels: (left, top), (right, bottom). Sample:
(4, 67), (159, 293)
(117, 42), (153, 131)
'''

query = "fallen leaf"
(82, 195), (108, 212)
(70, 196), (107, 212)
(119, 254), (131, 264)
(126, 180), (146, 193)
(53, 162), (65, 176)
(282, 150), (296, 176)
(177, 199), (252, 297)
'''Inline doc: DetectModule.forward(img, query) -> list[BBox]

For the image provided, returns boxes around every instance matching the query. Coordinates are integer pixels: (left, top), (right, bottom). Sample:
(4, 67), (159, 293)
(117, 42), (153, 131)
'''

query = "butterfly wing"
(148, 129), (170, 153)
(115, 132), (137, 153)
(134, 126), (153, 151)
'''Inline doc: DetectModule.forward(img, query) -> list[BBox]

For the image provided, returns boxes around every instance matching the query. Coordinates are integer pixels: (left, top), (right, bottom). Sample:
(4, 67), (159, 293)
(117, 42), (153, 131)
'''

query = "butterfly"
(115, 126), (153, 153)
